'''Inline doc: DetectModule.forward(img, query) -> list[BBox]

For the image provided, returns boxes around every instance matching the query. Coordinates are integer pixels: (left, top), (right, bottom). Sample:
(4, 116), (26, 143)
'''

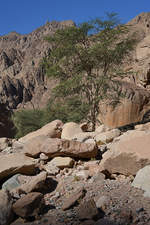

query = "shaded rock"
(0, 153), (37, 180)
(13, 171), (47, 194)
(100, 130), (150, 175)
(61, 122), (83, 140)
(95, 129), (121, 145)
(2, 174), (21, 191)
(78, 199), (100, 220)
(12, 192), (44, 219)
(132, 165), (150, 197)
(0, 103), (15, 138)
(62, 187), (86, 210)
(24, 136), (98, 159)
(19, 120), (63, 143)
(48, 156), (74, 169)
(80, 220), (95, 225)
(95, 218), (118, 225)
(0, 190), (13, 225)
(80, 122), (89, 132)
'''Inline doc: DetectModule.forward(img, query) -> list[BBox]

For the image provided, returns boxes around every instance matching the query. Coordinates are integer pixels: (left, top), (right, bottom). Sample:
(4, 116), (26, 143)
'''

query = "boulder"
(12, 192), (44, 218)
(62, 187), (86, 210)
(0, 153), (37, 180)
(78, 199), (100, 220)
(94, 129), (121, 145)
(24, 136), (98, 159)
(23, 135), (48, 158)
(13, 171), (47, 194)
(0, 190), (13, 225)
(48, 157), (74, 169)
(61, 122), (83, 140)
(100, 131), (150, 175)
(42, 162), (60, 175)
(132, 165), (150, 197)
(2, 174), (21, 191)
(97, 81), (150, 128)
(19, 120), (63, 143)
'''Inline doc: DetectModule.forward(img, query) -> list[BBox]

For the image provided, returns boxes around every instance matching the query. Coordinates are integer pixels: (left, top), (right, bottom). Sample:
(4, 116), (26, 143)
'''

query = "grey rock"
(2, 174), (21, 191)
(0, 190), (13, 225)
(132, 165), (150, 197)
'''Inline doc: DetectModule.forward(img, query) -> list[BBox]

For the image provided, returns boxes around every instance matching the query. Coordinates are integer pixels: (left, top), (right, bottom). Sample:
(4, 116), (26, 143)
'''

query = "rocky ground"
(8, 163), (150, 225)
(1, 120), (150, 225)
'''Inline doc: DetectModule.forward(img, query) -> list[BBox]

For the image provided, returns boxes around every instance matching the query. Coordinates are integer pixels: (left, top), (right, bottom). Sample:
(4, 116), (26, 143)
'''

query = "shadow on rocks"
(39, 177), (58, 194)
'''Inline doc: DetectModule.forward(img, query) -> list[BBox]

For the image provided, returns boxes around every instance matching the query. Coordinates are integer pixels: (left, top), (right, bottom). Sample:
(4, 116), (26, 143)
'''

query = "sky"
(0, 0), (150, 35)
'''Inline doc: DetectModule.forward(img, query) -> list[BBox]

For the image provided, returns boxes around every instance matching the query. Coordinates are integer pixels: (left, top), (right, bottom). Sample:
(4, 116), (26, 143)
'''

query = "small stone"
(62, 187), (86, 210)
(74, 170), (89, 180)
(40, 153), (48, 160)
(49, 156), (75, 169)
(96, 195), (110, 210)
(78, 199), (100, 220)
(43, 163), (60, 175)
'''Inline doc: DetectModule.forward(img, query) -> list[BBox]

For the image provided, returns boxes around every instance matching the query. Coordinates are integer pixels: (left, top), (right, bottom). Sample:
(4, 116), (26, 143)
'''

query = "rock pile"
(0, 120), (150, 225)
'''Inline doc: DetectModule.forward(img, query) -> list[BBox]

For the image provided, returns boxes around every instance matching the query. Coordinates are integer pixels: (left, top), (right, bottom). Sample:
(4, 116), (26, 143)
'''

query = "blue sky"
(0, 0), (150, 35)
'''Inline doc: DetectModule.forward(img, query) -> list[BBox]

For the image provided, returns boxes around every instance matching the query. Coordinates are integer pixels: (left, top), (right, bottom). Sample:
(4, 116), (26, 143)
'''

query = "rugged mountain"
(0, 20), (74, 137)
(0, 20), (74, 110)
(1, 13), (150, 136)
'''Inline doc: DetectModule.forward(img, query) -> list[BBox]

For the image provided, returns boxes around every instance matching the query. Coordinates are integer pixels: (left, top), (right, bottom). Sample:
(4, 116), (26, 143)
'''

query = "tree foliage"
(12, 109), (45, 138)
(12, 98), (88, 138)
(42, 13), (135, 130)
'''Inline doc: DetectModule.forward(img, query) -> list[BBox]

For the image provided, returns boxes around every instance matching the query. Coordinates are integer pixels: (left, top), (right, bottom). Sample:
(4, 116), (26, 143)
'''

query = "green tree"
(12, 109), (45, 138)
(43, 13), (135, 130)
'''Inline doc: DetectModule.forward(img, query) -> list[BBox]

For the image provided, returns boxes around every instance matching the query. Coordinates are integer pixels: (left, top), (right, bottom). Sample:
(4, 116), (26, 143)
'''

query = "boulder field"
(1, 120), (150, 225)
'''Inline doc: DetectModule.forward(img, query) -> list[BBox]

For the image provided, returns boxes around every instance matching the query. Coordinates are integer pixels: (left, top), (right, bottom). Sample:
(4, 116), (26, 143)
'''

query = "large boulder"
(13, 171), (47, 194)
(19, 120), (63, 143)
(132, 165), (150, 197)
(100, 131), (150, 175)
(12, 192), (44, 219)
(61, 122), (83, 140)
(97, 81), (150, 128)
(0, 153), (37, 180)
(24, 136), (98, 159)
(0, 190), (13, 225)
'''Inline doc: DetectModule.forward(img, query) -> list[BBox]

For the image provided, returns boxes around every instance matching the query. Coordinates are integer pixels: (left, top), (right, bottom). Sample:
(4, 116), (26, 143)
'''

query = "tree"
(43, 13), (135, 130)
(12, 109), (45, 138)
